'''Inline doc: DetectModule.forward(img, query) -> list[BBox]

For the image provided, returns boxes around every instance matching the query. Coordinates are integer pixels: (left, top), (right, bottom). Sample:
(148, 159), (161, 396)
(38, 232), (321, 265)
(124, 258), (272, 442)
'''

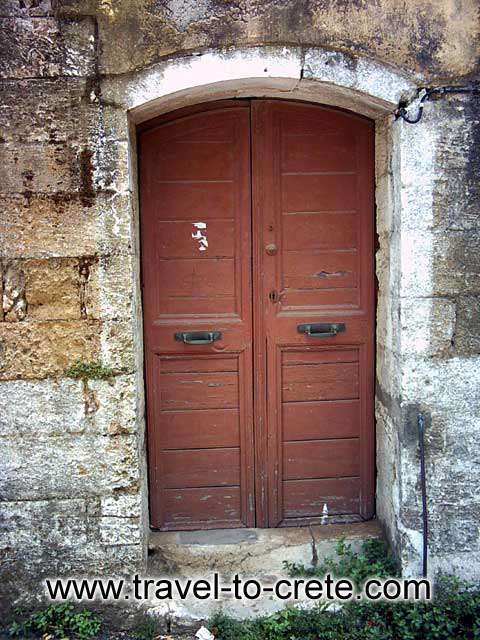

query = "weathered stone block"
(99, 517), (141, 545)
(55, 0), (98, 17)
(375, 400), (401, 548)
(0, 1), (54, 17)
(0, 320), (135, 379)
(0, 193), (132, 259)
(433, 232), (480, 296)
(442, 412), (480, 463)
(431, 551), (480, 583)
(0, 320), (100, 379)
(88, 375), (139, 435)
(2, 261), (27, 321)
(400, 356), (480, 414)
(0, 17), (95, 78)
(94, 140), (130, 194)
(375, 115), (392, 180)
(10, 258), (82, 321)
(399, 229), (433, 298)
(0, 375), (138, 438)
(101, 493), (141, 518)
(455, 296), (480, 355)
(430, 509), (480, 555)
(376, 344), (402, 402)
(398, 119), (437, 233)
(400, 297), (455, 357)
(0, 144), (82, 194)
(0, 78), (97, 144)
(1, 499), (88, 550)
(85, 253), (134, 321)
(376, 173), (395, 236)
(101, 105), (130, 143)
(432, 97), (480, 232)
(376, 294), (400, 353)
(2, 433), (139, 500)
(99, 320), (136, 373)
(0, 378), (84, 437)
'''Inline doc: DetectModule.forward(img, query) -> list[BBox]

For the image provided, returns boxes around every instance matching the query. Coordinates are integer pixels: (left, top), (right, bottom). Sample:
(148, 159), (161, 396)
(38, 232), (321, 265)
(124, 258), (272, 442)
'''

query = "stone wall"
(0, 0), (148, 617)
(396, 95), (480, 577)
(375, 92), (480, 578)
(1, 0), (479, 623)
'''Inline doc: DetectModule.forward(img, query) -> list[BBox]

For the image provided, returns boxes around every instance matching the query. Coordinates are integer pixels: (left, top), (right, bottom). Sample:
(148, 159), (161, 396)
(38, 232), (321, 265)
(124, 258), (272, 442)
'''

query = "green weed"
(9, 603), (101, 639)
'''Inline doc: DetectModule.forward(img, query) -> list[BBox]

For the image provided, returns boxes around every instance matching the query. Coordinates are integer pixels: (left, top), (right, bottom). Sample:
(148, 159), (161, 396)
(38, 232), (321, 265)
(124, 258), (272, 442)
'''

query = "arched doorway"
(139, 99), (375, 531)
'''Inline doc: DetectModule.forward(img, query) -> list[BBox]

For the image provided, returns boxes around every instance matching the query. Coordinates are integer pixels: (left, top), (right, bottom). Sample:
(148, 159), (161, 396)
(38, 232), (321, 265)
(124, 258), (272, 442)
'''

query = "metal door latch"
(174, 331), (222, 345)
(297, 323), (345, 338)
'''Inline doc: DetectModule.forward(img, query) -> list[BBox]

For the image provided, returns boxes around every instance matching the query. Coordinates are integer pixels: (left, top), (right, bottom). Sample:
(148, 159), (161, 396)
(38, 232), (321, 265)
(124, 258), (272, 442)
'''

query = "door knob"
(265, 243), (278, 256)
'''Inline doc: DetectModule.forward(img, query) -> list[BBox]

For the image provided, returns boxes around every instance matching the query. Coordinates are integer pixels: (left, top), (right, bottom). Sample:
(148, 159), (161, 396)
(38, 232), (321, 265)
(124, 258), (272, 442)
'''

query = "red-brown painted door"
(139, 102), (255, 530)
(252, 101), (375, 526)
(140, 100), (375, 530)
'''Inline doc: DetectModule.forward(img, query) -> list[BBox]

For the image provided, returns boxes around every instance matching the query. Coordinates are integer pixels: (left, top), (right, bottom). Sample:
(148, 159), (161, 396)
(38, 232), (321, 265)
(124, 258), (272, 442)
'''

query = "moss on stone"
(65, 360), (116, 380)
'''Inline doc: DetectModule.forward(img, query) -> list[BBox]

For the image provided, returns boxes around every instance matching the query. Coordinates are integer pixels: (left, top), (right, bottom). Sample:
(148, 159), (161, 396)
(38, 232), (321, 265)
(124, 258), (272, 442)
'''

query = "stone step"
(145, 520), (383, 636)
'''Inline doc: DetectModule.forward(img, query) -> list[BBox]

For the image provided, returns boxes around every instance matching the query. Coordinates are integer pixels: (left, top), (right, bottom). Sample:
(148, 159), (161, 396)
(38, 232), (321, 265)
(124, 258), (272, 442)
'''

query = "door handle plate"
(297, 323), (345, 338)
(175, 331), (222, 345)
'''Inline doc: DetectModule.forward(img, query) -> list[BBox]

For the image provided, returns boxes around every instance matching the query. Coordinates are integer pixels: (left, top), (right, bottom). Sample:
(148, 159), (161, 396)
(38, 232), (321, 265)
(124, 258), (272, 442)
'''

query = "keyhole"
(269, 290), (279, 303)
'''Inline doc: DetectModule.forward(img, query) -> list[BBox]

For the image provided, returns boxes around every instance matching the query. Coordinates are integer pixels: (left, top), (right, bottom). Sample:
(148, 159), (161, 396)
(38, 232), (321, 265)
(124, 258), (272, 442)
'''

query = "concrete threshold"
(146, 520), (383, 634)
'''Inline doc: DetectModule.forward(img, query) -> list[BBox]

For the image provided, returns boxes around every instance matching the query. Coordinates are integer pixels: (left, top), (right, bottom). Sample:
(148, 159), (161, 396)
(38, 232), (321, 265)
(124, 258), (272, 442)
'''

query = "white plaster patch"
(192, 221), (208, 251)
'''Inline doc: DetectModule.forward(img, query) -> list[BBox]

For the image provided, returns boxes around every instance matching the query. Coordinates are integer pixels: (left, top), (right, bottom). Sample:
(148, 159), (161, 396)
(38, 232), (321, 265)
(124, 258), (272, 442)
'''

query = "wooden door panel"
(281, 132), (358, 173)
(283, 212), (358, 250)
(155, 220), (235, 259)
(161, 409), (240, 450)
(283, 251), (359, 290)
(283, 478), (360, 518)
(283, 400), (360, 440)
(280, 288), (360, 310)
(283, 440), (360, 479)
(282, 361), (359, 402)
(140, 103), (255, 530)
(163, 487), (242, 529)
(155, 143), (234, 181)
(148, 182), (235, 220)
(282, 174), (358, 212)
(156, 259), (235, 299)
(252, 101), (375, 526)
(162, 449), (240, 488)
(159, 371), (238, 410)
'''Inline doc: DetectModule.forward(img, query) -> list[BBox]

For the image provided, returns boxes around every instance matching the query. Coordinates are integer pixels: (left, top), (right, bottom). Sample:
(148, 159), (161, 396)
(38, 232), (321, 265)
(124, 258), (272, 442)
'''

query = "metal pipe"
(396, 85), (480, 124)
(418, 413), (428, 577)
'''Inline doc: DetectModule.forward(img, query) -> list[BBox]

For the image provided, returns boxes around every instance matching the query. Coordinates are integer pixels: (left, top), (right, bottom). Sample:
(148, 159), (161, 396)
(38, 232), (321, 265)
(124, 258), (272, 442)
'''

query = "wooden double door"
(139, 99), (375, 531)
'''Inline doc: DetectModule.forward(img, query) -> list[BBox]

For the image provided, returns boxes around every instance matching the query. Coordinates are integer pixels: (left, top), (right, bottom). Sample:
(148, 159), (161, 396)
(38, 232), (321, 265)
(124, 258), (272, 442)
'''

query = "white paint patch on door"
(192, 221), (208, 251)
